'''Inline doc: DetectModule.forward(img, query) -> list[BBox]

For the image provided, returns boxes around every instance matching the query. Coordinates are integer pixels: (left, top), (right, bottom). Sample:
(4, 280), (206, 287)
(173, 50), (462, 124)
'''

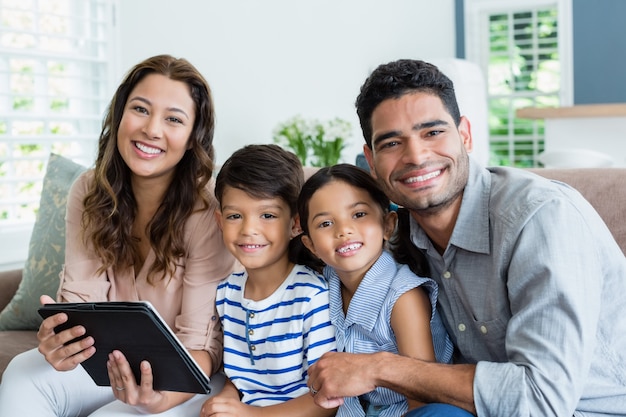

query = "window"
(465, 0), (572, 167)
(0, 0), (116, 268)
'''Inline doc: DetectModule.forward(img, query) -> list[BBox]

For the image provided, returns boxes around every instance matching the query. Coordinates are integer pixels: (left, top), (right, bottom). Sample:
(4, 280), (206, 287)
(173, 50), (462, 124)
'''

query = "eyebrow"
(310, 200), (371, 222)
(221, 202), (286, 213)
(128, 96), (190, 120)
(372, 119), (451, 147)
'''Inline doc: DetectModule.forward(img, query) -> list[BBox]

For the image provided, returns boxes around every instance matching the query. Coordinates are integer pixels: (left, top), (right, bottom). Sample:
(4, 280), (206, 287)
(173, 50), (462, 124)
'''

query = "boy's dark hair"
(215, 144), (303, 216)
(215, 144), (321, 269)
(355, 59), (461, 148)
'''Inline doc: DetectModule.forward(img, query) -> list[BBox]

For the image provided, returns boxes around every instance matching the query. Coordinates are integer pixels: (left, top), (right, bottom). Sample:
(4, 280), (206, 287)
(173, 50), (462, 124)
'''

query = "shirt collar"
(326, 250), (397, 332)
(411, 157), (491, 255)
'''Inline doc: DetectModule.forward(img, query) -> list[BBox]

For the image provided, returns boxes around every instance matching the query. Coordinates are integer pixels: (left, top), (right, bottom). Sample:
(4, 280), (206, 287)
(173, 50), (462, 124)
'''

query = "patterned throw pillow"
(0, 154), (87, 330)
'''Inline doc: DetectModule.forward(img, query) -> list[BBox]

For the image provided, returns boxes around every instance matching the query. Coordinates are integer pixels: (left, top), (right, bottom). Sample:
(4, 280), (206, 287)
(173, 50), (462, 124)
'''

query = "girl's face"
(117, 73), (195, 185)
(216, 186), (300, 276)
(302, 179), (396, 281)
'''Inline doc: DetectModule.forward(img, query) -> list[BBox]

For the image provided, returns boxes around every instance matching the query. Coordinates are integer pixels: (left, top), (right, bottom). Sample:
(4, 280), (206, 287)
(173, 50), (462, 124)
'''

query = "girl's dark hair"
(82, 54), (216, 283)
(298, 164), (389, 235)
(388, 207), (430, 277)
(355, 59), (460, 149)
(298, 163), (430, 277)
(296, 164), (391, 272)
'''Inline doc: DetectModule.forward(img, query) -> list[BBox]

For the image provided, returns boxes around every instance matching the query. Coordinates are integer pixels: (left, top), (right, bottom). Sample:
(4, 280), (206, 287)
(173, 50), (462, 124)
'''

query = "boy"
(200, 144), (336, 417)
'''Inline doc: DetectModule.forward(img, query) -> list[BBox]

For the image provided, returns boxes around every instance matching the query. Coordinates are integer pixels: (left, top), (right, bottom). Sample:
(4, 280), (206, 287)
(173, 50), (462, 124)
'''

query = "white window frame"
(464, 0), (573, 166)
(0, 0), (118, 271)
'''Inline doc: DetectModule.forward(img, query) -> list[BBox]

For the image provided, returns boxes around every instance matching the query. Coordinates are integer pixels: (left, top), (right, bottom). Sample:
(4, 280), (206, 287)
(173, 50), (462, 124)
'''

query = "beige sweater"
(59, 171), (238, 366)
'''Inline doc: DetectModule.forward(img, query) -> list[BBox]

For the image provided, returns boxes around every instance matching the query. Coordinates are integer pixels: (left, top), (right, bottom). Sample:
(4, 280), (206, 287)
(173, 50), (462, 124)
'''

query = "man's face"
(363, 92), (473, 216)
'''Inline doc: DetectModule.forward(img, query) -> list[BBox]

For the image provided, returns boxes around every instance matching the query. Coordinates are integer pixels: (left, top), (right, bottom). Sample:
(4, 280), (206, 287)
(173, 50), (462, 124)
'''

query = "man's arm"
(308, 351), (476, 414)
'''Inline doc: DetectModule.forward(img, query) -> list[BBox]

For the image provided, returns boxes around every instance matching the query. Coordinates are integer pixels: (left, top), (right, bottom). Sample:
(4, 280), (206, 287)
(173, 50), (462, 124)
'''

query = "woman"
(0, 55), (238, 416)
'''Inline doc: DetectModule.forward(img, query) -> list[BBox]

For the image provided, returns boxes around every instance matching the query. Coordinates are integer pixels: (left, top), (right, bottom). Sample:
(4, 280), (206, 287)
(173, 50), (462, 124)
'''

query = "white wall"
(116, 0), (457, 166)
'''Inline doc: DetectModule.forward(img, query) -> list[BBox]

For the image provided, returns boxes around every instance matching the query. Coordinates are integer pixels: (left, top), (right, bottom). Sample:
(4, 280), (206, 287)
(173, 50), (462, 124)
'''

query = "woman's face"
(117, 73), (195, 185)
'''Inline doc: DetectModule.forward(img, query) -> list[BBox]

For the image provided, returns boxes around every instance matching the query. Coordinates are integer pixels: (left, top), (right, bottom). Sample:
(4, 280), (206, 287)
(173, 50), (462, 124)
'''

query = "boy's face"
(216, 186), (299, 276)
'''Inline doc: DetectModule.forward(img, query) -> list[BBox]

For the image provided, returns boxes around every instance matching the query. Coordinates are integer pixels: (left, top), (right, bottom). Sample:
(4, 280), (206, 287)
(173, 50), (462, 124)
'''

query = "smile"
(403, 169), (441, 184)
(337, 242), (362, 253)
(240, 244), (265, 249)
(134, 142), (163, 155)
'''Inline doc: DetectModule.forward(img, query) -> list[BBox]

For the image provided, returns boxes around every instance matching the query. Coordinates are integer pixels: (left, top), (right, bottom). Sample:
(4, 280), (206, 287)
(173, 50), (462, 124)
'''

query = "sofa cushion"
(0, 154), (87, 330)
(0, 330), (39, 381)
(530, 168), (626, 256)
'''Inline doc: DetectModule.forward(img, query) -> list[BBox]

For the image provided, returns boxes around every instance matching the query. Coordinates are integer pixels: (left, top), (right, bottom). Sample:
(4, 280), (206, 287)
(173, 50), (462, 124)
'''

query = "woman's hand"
(107, 350), (188, 414)
(37, 295), (96, 371)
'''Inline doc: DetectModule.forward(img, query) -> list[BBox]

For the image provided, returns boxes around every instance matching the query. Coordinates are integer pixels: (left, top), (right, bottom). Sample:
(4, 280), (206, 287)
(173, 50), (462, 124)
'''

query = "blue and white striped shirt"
(325, 250), (453, 417)
(216, 264), (336, 406)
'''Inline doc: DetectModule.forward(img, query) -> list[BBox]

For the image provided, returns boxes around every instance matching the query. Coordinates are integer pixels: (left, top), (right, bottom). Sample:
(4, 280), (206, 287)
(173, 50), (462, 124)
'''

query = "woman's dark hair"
(355, 59), (461, 148)
(82, 54), (216, 283)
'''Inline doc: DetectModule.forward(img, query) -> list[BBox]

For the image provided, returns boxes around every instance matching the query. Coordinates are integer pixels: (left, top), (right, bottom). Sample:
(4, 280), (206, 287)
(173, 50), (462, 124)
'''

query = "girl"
(299, 164), (471, 417)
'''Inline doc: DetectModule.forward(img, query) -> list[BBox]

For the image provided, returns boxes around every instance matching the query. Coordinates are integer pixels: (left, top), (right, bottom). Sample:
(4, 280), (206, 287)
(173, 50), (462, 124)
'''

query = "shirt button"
(211, 315), (217, 321)
(480, 325), (488, 334)
(443, 271), (451, 279)
(250, 345), (256, 351)
(249, 312), (255, 318)
(248, 329), (254, 336)
(458, 323), (466, 332)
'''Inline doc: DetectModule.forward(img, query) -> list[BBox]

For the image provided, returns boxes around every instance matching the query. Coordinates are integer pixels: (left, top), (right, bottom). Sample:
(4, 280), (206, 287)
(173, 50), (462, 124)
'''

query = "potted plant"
(272, 115), (352, 167)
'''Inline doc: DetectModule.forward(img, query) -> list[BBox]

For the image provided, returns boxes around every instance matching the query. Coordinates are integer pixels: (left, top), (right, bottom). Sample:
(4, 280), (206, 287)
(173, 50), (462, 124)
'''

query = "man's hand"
(307, 351), (379, 409)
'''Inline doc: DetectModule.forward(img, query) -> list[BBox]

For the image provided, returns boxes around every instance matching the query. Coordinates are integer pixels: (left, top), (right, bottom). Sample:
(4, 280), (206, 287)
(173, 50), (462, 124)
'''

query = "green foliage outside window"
(486, 8), (560, 167)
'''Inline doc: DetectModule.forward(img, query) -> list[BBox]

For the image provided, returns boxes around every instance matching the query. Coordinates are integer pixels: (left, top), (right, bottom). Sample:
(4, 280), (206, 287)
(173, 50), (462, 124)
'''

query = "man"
(307, 59), (626, 416)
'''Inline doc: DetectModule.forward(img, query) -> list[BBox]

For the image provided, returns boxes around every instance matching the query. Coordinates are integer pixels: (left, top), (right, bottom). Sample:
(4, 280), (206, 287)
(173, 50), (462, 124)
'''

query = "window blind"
(0, 0), (115, 268)
(465, 0), (572, 167)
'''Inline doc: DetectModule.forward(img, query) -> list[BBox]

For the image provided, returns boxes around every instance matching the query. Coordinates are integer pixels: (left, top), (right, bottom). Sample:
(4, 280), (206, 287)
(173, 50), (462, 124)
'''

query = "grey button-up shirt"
(411, 158), (626, 417)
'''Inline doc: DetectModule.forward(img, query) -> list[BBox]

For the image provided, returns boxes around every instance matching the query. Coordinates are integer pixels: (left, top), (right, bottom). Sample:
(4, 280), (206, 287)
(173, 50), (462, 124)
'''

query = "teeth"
(135, 142), (162, 154)
(337, 243), (361, 253)
(242, 244), (263, 249)
(405, 170), (441, 184)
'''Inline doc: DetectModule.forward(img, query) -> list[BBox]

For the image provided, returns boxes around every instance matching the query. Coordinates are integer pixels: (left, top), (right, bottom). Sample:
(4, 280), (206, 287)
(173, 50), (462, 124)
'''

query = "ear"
(458, 116), (473, 154)
(301, 234), (317, 257)
(291, 215), (303, 238)
(214, 210), (223, 231)
(363, 145), (377, 178)
(383, 209), (398, 241)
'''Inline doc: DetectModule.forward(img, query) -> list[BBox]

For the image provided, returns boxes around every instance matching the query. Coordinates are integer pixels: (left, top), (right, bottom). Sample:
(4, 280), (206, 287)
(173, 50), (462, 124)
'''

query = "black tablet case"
(38, 301), (211, 394)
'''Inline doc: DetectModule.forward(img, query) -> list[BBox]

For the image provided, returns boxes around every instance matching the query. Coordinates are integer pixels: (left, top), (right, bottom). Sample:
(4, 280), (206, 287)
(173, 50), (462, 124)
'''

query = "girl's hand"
(37, 295), (96, 371)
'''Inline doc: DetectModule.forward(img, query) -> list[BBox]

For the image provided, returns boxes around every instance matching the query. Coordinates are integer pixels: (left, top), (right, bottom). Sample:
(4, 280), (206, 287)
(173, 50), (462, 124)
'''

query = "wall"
(572, 0), (626, 104)
(117, 0), (456, 165)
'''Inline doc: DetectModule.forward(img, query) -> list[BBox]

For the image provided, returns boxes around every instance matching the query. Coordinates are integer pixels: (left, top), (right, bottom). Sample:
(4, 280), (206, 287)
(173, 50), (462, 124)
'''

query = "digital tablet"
(38, 301), (211, 394)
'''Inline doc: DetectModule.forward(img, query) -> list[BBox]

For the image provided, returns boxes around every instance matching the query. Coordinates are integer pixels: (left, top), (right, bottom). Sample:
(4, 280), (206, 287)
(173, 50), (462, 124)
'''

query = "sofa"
(1, 165), (625, 381)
